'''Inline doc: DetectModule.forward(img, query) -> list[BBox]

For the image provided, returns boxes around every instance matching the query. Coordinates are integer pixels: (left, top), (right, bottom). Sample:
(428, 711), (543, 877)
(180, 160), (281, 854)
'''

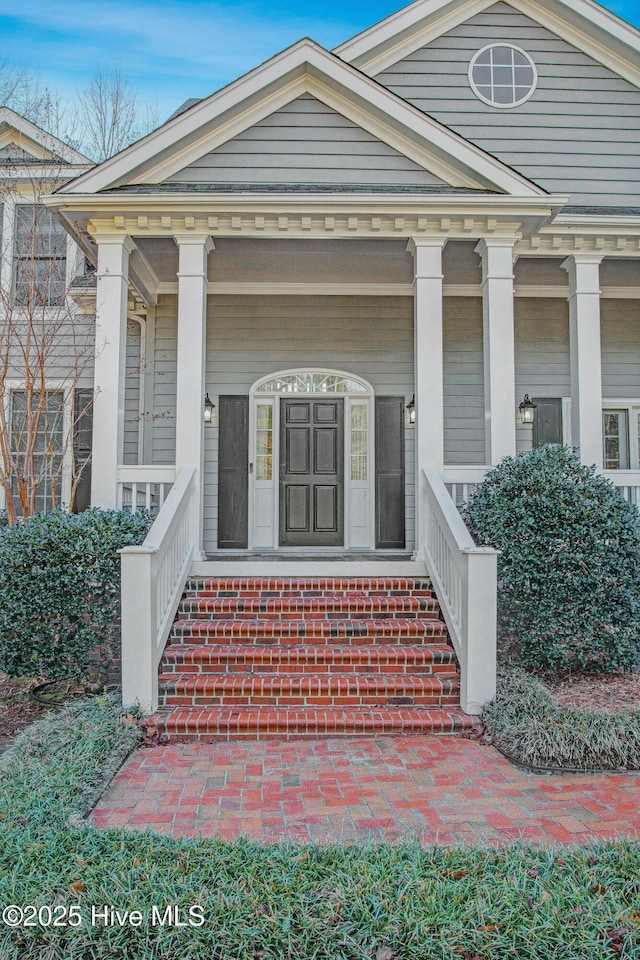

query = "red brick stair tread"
(171, 617), (449, 643)
(155, 705), (473, 739)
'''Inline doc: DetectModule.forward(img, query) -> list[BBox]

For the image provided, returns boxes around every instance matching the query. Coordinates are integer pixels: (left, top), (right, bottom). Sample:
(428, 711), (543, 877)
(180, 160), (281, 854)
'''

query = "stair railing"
(421, 466), (498, 715)
(120, 466), (197, 712)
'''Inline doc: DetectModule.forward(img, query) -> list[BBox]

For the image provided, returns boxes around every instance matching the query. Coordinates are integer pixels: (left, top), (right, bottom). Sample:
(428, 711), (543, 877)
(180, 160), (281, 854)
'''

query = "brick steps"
(178, 596), (440, 620)
(159, 672), (460, 707)
(170, 618), (450, 644)
(161, 642), (457, 674)
(156, 705), (474, 740)
(156, 575), (467, 741)
(185, 577), (435, 598)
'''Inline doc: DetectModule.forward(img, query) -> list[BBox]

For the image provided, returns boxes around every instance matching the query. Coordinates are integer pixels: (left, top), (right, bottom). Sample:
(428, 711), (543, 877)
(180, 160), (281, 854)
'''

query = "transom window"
(255, 372), (369, 395)
(469, 44), (537, 108)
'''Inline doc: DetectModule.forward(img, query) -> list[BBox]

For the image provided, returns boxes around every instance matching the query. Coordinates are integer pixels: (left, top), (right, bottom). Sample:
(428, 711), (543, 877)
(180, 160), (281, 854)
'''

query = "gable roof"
(56, 39), (546, 199)
(335, 0), (640, 85)
(0, 107), (90, 166)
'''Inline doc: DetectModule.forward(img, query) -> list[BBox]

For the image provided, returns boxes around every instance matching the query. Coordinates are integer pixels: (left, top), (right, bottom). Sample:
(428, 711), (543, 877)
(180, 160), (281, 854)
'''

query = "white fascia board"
(336, 0), (640, 88)
(57, 39), (544, 198)
(0, 107), (91, 164)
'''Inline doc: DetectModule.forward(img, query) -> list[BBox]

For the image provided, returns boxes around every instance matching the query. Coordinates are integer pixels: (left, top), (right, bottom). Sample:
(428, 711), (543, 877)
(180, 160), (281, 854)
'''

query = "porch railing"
(116, 464), (176, 514)
(120, 467), (196, 712)
(445, 466), (640, 511)
(421, 467), (498, 715)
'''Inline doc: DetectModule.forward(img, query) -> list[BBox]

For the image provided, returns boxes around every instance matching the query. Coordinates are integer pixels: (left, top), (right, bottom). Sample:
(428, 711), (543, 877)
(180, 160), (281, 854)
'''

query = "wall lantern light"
(406, 395), (416, 425)
(518, 394), (536, 424)
(203, 393), (215, 423)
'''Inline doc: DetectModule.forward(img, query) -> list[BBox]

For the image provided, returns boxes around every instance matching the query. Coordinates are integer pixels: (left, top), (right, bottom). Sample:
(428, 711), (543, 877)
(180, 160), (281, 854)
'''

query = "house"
(38, 0), (640, 734)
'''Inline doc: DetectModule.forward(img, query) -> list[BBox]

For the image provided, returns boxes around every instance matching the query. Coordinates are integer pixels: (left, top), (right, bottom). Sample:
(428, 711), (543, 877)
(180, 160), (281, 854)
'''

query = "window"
(350, 404), (367, 481)
(14, 205), (67, 306)
(10, 389), (65, 514)
(603, 409), (631, 469)
(255, 404), (273, 480)
(469, 44), (537, 108)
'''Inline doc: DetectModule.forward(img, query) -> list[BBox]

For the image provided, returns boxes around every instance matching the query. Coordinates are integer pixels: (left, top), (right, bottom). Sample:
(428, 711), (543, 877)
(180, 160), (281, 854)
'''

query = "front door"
(279, 398), (344, 546)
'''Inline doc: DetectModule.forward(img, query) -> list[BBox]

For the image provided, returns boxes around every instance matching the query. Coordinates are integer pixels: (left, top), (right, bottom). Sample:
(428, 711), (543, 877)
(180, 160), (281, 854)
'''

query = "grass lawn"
(1, 698), (639, 959)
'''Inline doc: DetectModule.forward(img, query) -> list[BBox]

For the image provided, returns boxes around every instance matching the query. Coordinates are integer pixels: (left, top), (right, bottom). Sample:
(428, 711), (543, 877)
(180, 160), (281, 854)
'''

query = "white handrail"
(421, 466), (498, 715)
(120, 466), (196, 712)
(116, 464), (176, 513)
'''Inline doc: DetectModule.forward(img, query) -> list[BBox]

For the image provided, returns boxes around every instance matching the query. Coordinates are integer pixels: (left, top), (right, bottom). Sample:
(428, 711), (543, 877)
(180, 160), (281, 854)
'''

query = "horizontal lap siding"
(514, 299), (570, 453)
(443, 298), (485, 465)
(375, 1), (640, 206)
(601, 301), (640, 400)
(204, 295), (415, 553)
(167, 94), (445, 187)
(151, 296), (177, 464)
(123, 320), (141, 465)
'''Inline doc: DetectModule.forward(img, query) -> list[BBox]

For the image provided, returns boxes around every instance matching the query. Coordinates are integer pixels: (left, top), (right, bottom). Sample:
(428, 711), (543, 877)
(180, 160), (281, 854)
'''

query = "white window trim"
(563, 398), (640, 469)
(468, 43), (538, 110)
(0, 380), (74, 513)
(248, 368), (375, 551)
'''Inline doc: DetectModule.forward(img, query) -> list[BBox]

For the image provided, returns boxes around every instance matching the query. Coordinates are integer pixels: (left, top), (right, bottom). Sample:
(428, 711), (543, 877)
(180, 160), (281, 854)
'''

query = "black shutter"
(532, 397), (563, 448)
(218, 395), (249, 549)
(375, 396), (405, 549)
(72, 389), (93, 513)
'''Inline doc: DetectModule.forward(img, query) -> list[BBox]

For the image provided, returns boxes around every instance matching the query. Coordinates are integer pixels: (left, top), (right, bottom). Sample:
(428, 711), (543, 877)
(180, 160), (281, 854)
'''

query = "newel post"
(120, 546), (158, 712)
(460, 546), (498, 714)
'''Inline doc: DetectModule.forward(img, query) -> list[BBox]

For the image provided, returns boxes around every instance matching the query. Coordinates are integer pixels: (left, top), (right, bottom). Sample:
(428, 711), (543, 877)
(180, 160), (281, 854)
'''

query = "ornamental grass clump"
(483, 667), (640, 769)
(464, 445), (640, 673)
(0, 508), (152, 682)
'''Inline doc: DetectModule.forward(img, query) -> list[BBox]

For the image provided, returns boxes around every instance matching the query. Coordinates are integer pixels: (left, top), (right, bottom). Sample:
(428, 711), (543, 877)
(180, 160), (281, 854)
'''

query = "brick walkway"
(91, 736), (640, 845)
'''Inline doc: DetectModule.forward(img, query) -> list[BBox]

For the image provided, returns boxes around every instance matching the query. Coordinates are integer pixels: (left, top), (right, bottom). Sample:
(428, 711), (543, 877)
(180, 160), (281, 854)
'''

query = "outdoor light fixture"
(407, 395), (416, 425)
(519, 394), (536, 424)
(203, 393), (215, 423)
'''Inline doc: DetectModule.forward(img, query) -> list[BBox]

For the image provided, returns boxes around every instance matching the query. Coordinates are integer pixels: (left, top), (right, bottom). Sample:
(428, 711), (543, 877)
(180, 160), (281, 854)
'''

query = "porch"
(82, 220), (640, 723)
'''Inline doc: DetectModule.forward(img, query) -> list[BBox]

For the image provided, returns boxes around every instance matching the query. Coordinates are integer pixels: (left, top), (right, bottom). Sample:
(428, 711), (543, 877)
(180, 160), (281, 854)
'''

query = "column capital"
(91, 233), (137, 254)
(476, 237), (517, 281)
(407, 237), (446, 280)
(562, 254), (602, 296)
(173, 234), (215, 253)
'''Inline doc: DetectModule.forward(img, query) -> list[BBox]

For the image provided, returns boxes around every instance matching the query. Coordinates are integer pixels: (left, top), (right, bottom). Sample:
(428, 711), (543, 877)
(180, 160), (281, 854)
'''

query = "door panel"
(218, 395), (249, 549)
(375, 397), (405, 549)
(280, 398), (344, 546)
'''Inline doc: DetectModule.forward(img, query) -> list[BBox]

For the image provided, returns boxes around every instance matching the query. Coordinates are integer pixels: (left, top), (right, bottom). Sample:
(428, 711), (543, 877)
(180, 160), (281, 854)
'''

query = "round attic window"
(469, 43), (537, 108)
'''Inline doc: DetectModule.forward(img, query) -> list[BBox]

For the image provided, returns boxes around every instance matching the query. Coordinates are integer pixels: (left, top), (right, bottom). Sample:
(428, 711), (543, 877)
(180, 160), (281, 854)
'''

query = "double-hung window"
(13, 205), (67, 306)
(10, 389), (65, 514)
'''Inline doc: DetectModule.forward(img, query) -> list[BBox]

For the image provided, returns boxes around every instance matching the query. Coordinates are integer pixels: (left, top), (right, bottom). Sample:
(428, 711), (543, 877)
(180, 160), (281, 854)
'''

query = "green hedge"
(0, 509), (152, 682)
(464, 445), (640, 673)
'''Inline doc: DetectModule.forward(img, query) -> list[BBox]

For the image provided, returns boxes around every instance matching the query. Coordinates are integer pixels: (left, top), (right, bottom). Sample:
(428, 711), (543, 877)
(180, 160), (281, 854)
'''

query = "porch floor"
(91, 736), (640, 845)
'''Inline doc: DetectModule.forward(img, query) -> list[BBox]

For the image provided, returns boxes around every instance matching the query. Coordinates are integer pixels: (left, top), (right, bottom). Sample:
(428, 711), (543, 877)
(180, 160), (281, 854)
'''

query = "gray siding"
(123, 320), (142, 465)
(167, 94), (446, 187)
(151, 296), (177, 464)
(443, 297), (485, 464)
(514, 298), (571, 453)
(375, 2), (640, 206)
(602, 300), (640, 399)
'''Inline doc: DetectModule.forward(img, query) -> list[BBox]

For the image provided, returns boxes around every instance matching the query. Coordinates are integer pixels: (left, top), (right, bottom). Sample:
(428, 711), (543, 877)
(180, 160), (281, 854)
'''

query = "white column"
(408, 237), (446, 557)
(563, 254), (603, 468)
(476, 238), (517, 465)
(175, 234), (213, 560)
(91, 234), (135, 507)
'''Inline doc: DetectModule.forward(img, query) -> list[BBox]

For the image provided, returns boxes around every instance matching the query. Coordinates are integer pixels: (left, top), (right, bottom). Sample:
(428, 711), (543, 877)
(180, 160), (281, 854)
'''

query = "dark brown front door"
(279, 398), (344, 546)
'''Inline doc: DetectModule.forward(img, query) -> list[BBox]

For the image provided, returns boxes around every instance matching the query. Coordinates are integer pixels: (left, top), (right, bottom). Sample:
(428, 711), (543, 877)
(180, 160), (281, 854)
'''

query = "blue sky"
(1, 0), (639, 119)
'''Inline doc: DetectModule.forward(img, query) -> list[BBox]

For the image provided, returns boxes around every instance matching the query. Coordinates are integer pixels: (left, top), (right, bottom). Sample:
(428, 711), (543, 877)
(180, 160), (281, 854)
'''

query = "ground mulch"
(0, 674), (52, 754)
(547, 672), (640, 715)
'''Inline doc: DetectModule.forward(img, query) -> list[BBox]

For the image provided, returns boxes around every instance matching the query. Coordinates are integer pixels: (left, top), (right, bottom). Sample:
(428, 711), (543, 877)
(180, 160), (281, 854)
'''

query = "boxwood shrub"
(464, 445), (640, 673)
(0, 509), (152, 682)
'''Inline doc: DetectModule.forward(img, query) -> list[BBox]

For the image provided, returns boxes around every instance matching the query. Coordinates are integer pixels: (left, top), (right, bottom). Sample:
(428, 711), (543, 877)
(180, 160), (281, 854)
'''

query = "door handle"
(249, 462), (254, 473)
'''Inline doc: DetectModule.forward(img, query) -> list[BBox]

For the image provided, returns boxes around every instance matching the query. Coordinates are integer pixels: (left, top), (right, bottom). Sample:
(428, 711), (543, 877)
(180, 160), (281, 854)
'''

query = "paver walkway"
(91, 736), (640, 845)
